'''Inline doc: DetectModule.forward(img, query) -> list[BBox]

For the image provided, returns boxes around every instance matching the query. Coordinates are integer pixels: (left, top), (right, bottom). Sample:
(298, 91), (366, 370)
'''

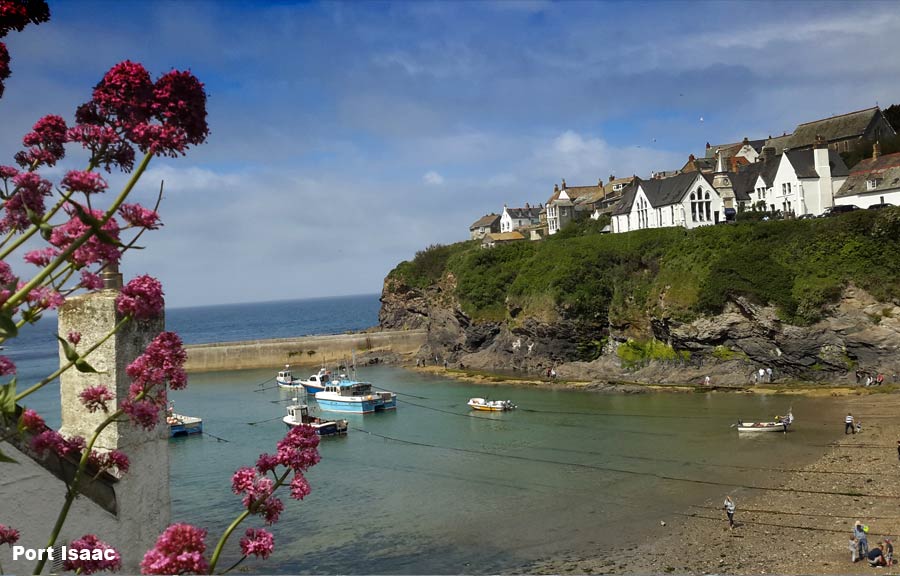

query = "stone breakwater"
(183, 329), (427, 373)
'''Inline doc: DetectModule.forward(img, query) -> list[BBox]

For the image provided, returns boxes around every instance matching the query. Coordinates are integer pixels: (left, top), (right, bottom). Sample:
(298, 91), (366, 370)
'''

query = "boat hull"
(168, 414), (203, 438)
(315, 396), (392, 414)
(467, 398), (516, 411)
(737, 422), (790, 432)
(282, 415), (348, 436)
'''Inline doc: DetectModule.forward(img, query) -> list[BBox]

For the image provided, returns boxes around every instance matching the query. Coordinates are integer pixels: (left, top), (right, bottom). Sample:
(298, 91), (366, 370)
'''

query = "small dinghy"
(467, 398), (516, 412)
(735, 411), (793, 433)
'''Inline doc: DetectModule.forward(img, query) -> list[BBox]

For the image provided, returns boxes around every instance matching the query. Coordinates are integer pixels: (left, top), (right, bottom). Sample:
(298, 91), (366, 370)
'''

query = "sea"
(5, 293), (848, 574)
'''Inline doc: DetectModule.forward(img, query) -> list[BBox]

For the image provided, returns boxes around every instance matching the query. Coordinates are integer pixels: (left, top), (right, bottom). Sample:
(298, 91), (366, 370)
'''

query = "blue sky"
(2, 0), (898, 307)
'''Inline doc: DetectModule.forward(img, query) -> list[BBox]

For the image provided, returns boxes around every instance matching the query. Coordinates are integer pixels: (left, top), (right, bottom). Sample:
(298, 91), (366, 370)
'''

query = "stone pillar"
(57, 272), (169, 571)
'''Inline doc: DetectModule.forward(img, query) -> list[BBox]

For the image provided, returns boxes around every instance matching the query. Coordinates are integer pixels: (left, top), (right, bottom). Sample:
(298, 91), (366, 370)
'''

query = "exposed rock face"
(380, 274), (900, 383)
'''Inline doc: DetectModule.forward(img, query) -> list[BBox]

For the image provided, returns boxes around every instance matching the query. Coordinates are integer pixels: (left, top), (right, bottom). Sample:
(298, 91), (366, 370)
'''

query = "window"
(690, 192), (697, 221)
(704, 191), (711, 221)
(868, 179), (881, 191)
(637, 197), (649, 229)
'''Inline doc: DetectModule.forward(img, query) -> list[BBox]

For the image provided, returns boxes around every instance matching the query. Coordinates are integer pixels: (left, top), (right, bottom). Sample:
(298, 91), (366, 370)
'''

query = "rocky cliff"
(380, 273), (900, 385)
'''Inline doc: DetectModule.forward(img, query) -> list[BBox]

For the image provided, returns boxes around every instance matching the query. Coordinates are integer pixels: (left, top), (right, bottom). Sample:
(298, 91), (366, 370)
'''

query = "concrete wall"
(184, 329), (428, 373)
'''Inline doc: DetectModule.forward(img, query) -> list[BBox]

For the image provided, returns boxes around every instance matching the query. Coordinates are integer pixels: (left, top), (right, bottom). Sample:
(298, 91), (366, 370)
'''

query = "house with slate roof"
(481, 230), (525, 248)
(545, 178), (605, 235)
(766, 136), (848, 216)
(610, 171), (722, 233)
(469, 213), (500, 240)
(500, 204), (542, 233)
(834, 144), (900, 208)
(767, 106), (895, 154)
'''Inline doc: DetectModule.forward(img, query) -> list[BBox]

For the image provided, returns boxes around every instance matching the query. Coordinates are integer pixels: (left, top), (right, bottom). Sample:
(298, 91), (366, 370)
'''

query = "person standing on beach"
(897, 440), (900, 461)
(723, 496), (736, 530)
(845, 413), (855, 434)
(855, 521), (869, 559)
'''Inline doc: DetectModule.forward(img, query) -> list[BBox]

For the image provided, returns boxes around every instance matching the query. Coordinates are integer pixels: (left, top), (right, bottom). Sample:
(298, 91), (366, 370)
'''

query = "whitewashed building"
(610, 172), (723, 233)
(500, 205), (542, 233)
(834, 145), (900, 208)
(763, 138), (848, 216)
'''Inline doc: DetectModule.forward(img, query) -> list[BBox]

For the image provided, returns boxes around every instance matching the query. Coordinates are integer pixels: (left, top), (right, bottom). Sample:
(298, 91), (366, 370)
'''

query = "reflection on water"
(170, 366), (845, 574)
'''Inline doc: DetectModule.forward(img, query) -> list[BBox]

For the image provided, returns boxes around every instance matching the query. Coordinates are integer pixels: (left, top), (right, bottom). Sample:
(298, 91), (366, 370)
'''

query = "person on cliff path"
(766, 367), (773, 382)
(854, 521), (869, 560)
(845, 413), (855, 434)
(723, 496), (736, 530)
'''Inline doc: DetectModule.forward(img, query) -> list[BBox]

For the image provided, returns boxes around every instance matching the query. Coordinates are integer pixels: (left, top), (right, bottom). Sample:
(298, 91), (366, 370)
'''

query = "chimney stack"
(761, 147), (775, 161)
(874, 141), (882, 159)
(561, 178), (566, 190)
(609, 175), (615, 183)
(814, 134), (827, 149)
(742, 136), (749, 145)
(688, 153), (695, 162)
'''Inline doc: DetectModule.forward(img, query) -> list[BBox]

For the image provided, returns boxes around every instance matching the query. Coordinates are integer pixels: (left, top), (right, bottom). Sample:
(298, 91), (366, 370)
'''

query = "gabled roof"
(504, 207), (542, 219)
(786, 107), (889, 149)
(835, 151), (900, 198)
(469, 213), (500, 230)
(639, 172), (708, 208)
(764, 133), (793, 154)
(484, 231), (525, 242)
(704, 139), (766, 159)
(611, 181), (639, 216)
(784, 149), (849, 179)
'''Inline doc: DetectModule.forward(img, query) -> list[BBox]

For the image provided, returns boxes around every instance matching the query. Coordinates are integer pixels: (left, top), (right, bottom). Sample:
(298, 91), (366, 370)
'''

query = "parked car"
(821, 204), (860, 217)
(797, 213), (817, 220)
(867, 203), (895, 210)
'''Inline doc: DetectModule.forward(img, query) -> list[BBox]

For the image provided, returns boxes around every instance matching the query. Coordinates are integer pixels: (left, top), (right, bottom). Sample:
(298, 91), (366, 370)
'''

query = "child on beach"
(723, 496), (736, 530)
(851, 538), (860, 563)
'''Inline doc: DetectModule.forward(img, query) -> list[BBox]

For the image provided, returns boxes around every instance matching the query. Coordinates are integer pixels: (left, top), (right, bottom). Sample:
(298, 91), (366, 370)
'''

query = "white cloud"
(423, 171), (445, 185)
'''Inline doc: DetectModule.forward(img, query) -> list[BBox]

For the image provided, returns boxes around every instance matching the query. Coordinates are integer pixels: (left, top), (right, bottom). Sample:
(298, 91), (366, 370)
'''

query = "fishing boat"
(283, 401), (348, 436)
(314, 378), (397, 414)
(276, 365), (332, 393)
(166, 401), (203, 438)
(735, 411), (794, 433)
(467, 397), (516, 412)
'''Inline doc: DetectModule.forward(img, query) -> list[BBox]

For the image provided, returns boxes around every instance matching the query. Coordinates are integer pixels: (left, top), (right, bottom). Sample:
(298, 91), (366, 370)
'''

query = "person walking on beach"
(723, 496), (736, 530)
(845, 413), (855, 434)
(854, 521), (869, 560)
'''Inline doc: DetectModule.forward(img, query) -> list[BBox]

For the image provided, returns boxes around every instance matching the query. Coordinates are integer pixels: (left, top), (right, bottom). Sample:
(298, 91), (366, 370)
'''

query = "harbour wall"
(183, 329), (427, 373)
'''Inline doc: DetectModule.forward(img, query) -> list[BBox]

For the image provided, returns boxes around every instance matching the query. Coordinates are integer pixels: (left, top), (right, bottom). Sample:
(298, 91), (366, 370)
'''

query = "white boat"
(467, 397), (516, 412)
(736, 412), (793, 433)
(283, 402), (348, 436)
(276, 365), (332, 393)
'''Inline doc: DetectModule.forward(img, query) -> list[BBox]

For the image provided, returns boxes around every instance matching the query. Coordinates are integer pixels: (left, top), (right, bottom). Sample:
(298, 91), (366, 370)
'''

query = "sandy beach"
(524, 393), (900, 575)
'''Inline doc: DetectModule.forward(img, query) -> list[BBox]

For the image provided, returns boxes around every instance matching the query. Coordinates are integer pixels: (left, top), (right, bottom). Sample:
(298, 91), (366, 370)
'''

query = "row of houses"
(470, 106), (899, 244)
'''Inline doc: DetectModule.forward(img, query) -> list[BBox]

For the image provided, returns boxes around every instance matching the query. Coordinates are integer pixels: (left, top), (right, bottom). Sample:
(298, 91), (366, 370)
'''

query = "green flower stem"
(32, 404), (126, 576)
(217, 555), (247, 575)
(0, 188), (76, 262)
(15, 316), (131, 402)
(207, 469), (291, 574)
(2, 151), (152, 314)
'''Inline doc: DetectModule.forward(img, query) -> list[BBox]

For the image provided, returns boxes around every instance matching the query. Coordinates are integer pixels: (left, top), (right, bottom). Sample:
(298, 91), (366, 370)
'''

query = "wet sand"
(528, 393), (900, 575)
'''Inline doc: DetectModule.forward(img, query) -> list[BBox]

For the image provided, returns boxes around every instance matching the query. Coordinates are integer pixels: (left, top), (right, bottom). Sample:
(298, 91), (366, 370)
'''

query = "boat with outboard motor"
(467, 397), (516, 412)
(283, 401), (348, 436)
(314, 377), (397, 414)
(735, 411), (794, 433)
(276, 365), (332, 393)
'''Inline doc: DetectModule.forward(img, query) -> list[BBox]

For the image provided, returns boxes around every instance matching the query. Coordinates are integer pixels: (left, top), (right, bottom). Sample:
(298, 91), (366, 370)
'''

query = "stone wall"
(183, 329), (427, 373)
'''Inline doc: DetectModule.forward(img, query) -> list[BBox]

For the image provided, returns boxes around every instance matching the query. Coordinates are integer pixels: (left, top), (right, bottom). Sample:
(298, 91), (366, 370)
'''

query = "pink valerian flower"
(140, 523), (208, 575)
(0, 171), (51, 233)
(0, 260), (15, 285)
(66, 118), (136, 174)
(60, 169), (107, 195)
(121, 398), (160, 431)
(48, 204), (121, 267)
(0, 41), (8, 98)
(62, 534), (122, 574)
(232, 466), (257, 495)
(80, 270), (103, 290)
(79, 384), (114, 413)
(0, 164), (18, 180)
(130, 69), (209, 158)
(119, 203), (161, 230)
(232, 469), (285, 524)
(126, 331), (187, 392)
(289, 473), (311, 500)
(239, 528), (274, 559)
(67, 330), (81, 345)
(92, 60), (153, 132)
(19, 408), (44, 431)
(116, 275), (164, 319)
(275, 424), (320, 472)
(58, 434), (86, 458)
(0, 1), (50, 37)
(30, 429), (63, 455)
(255, 453), (278, 474)
(0, 355), (15, 375)
(23, 246), (59, 266)
(17, 114), (67, 168)
(23, 284), (64, 309)
(256, 494), (284, 525)
(0, 524), (20, 546)
(88, 449), (130, 475)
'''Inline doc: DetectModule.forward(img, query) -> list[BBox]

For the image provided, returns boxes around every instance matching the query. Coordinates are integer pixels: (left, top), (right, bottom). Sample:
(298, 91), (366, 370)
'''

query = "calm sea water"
(6, 293), (847, 573)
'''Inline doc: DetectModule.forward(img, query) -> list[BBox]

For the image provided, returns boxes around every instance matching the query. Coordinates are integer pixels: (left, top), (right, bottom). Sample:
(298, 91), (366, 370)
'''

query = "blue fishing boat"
(314, 378), (397, 414)
(276, 365), (332, 393)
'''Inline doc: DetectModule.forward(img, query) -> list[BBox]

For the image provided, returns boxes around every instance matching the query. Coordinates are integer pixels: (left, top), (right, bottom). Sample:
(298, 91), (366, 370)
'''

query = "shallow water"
(170, 365), (846, 574)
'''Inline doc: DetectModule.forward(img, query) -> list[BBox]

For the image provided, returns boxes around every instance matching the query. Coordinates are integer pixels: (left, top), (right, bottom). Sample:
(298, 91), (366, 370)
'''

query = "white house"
(500, 205), (542, 233)
(764, 138), (848, 216)
(610, 172), (723, 233)
(834, 145), (900, 208)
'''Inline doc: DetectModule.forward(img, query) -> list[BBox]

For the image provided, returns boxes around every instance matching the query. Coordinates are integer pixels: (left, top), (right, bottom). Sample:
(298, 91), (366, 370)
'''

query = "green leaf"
(57, 336), (79, 363)
(0, 447), (18, 463)
(0, 378), (16, 416)
(39, 221), (54, 241)
(0, 310), (18, 338)
(74, 358), (99, 373)
(69, 203), (124, 248)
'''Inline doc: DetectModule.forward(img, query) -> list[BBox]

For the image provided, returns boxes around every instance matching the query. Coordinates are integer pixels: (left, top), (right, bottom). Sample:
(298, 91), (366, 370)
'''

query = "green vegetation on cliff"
(387, 209), (900, 326)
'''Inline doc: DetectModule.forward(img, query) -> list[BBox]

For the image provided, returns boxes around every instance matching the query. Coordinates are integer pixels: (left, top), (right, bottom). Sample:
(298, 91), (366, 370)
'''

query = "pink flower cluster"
(49, 204), (121, 267)
(140, 523), (208, 575)
(18, 407), (44, 431)
(231, 467), (283, 524)
(0, 355), (15, 375)
(0, 524), (19, 546)
(122, 331), (186, 430)
(60, 169), (107, 195)
(79, 384), (114, 413)
(31, 429), (85, 458)
(17, 114), (67, 168)
(116, 275), (164, 319)
(23, 246), (59, 267)
(88, 449), (130, 475)
(0, 171), (51, 233)
(119, 203), (161, 230)
(62, 534), (121, 575)
(239, 528), (275, 559)
(0, 0), (49, 99)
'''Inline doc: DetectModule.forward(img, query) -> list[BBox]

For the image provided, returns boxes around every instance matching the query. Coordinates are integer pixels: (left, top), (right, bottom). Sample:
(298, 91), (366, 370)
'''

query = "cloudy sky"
(2, 0), (897, 307)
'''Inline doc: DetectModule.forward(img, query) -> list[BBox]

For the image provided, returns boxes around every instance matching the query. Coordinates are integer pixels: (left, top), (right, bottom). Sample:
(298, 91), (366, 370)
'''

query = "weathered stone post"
(58, 264), (169, 570)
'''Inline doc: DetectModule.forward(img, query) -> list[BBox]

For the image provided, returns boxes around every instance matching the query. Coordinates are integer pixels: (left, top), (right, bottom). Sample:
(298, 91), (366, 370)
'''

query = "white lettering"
(103, 548), (117, 561)
(12, 545), (24, 560)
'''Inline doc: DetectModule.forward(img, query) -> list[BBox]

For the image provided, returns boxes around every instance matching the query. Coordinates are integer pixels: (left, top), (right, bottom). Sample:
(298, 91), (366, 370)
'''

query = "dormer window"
(867, 178), (881, 191)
